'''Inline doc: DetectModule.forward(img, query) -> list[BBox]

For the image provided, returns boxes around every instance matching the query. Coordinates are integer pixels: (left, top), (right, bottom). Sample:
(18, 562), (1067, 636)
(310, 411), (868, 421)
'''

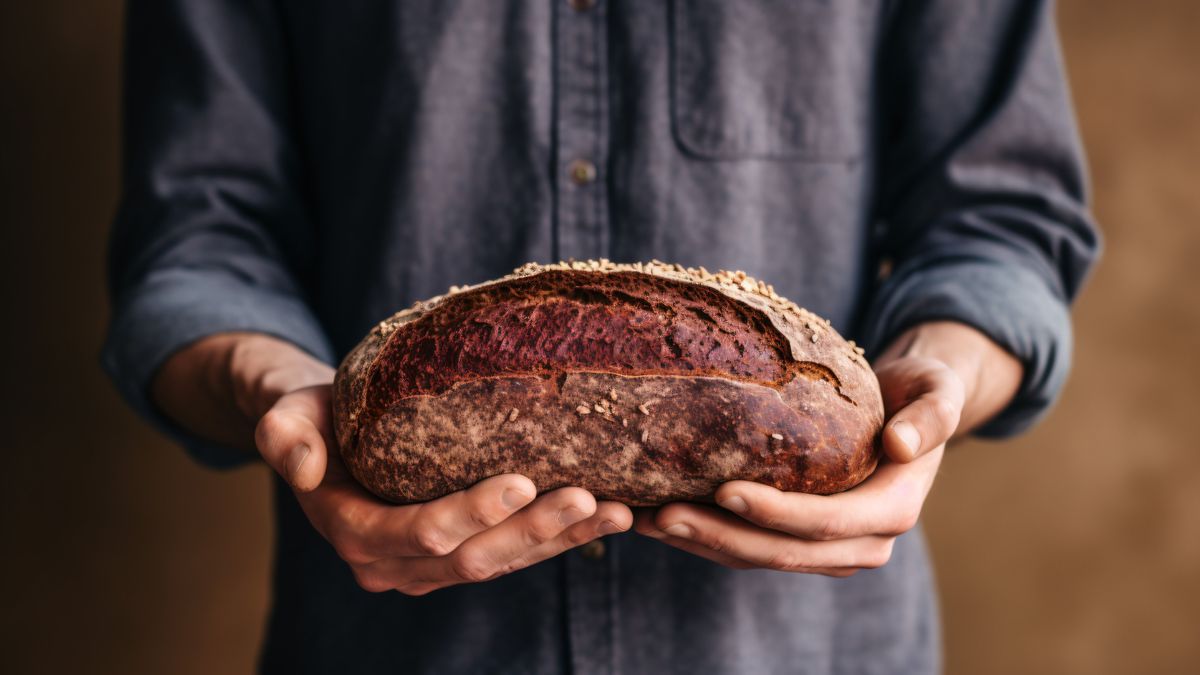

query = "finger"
(633, 510), (755, 570)
(305, 473), (538, 563)
(395, 474), (537, 557)
(398, 488), (597, 588)
(646, 504), (896, 571)
(456, 500), (635, 584)
(884, 395), (960, 462)
(390, 503), (633, 596)
(372, 491), (602, 595)
(516, 500), (633, 560)
(254, 385), (333, 491)
(638, 528), (855, 576)
(713, 445), (943, 540)
(881, 366), (963, 462)
(634, 510), (851, 575)
(547, 500), (633, 545)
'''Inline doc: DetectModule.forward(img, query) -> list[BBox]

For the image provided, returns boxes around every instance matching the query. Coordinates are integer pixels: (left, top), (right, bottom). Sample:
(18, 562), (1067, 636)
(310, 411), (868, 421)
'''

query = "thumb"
(879, 362), (964, 463)
(254, 385), (333, 492)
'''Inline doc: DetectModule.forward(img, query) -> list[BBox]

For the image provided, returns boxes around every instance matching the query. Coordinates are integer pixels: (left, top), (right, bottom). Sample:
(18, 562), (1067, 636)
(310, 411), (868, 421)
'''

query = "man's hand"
(633, 321), (1022, 576)
(153, 333), (633, 595)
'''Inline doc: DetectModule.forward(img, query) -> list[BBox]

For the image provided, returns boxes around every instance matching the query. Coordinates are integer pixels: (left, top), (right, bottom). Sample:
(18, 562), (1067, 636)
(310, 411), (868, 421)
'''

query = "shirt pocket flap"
(670, 0), (874, 161)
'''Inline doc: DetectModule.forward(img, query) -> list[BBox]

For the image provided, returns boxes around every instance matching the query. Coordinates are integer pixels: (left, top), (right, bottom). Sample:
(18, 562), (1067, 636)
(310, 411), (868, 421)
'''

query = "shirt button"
(568, 158), (597, 185)
(579, 540), (606, 559)
(568, 0), (596, 12)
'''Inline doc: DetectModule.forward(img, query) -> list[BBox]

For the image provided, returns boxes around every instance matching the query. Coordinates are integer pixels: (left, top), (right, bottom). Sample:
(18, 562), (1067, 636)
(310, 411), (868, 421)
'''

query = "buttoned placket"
(554, 4), (617, 672)
(553, 0), (611, 263)
(563, 531), (617, 675)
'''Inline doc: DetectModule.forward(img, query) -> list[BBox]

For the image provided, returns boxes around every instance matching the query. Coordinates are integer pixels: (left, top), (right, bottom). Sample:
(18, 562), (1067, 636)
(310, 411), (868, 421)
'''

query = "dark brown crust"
(333, 264), (883, 505)
(365, 271), (796, 402)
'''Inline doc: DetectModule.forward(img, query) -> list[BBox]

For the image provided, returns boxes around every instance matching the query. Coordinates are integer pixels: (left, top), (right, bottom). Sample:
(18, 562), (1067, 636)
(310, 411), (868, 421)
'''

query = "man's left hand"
(633, 321), (1021, 576)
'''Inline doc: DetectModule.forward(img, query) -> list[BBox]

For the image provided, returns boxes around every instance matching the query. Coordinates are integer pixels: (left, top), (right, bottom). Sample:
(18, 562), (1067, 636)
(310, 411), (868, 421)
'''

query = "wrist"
(150, 332), (334, 453)
(151, 332), (260, 452)
(878, 321), (1022, 434)
(226, 333), (336, 421)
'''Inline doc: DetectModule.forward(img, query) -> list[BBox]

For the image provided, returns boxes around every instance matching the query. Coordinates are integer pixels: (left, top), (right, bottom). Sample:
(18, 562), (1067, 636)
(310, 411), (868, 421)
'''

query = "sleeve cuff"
(860, 257), (1073, 438)
(101, 269), (336, 468)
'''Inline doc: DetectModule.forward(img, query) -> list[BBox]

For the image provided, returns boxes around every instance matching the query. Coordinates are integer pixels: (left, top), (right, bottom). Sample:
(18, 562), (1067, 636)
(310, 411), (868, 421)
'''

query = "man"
(104, 1), (1098, 672)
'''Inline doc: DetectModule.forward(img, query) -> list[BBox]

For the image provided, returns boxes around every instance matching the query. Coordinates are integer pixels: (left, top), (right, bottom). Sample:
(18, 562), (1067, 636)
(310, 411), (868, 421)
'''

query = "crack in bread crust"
(368, 271), (814, 399)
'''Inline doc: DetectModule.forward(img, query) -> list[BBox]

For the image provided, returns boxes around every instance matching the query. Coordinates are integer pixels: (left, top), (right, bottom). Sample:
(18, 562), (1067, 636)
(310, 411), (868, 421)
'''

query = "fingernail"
(719, 495), (748, 514)
(597, 520), (623, 535)
(501, 488), (530, 511)
(559, 507), (588, 526)
(285, 444), (310, 485)
(892, 421), (921, 457)
(662, 523), (693, 538)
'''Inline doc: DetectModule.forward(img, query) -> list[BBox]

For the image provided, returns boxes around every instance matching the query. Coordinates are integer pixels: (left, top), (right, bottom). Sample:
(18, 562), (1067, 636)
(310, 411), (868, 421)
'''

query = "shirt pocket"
(669, 0), (874, 162)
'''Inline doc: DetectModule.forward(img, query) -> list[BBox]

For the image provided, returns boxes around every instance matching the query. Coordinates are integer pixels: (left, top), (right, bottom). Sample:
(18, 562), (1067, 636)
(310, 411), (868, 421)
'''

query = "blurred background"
(1, 1), (1197, 673)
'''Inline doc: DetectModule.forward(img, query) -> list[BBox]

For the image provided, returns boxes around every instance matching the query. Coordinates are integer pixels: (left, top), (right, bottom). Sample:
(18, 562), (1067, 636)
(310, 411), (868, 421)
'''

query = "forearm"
(149, 332), (335, 454)
(877, 321), (1022, 436)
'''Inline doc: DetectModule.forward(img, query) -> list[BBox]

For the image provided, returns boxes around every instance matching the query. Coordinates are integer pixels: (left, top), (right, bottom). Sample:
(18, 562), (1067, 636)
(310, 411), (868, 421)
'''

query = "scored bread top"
(334, 260), (879, 453)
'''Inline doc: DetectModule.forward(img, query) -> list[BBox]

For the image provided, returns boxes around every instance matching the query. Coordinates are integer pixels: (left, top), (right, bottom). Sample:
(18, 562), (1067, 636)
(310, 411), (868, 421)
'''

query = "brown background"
(2, 1), (1197, 673)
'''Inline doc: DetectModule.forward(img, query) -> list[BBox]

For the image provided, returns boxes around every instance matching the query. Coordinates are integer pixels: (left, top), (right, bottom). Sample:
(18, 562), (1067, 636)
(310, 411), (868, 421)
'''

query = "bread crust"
(333, 260), (883, 505)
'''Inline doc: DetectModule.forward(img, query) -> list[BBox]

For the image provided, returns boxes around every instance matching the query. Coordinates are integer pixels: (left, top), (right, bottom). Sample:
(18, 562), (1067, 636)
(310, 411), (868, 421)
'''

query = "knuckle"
(256, 408), (286, 433)
(351, 568), (393, 594)
(861, 540), (896, 569)
(466, 503), (505, 531)
(326, 508), (375, 562)
(886, 507), (921, 536)
(396, 582), (438, 597)
(929, 395), (960, 428)
(809, 518), (847, 541)
(333, 500), (368, 535)
(522, 518), (562, 548)
(326, 525), (353, 553)
(409, 521), (453, 557)
(450, 551), (495, 583)
(497, 555), (534, 576)
(333, 538), (372, 565)
(470, 499), (504, 526)
(257, 370), (292, 401)
(695, 530), (733, 557)
(562, 526), (595, 548)
(764, 547), (803, 572)
(753, 504), (786, 531)
(254, 409), (293, 448)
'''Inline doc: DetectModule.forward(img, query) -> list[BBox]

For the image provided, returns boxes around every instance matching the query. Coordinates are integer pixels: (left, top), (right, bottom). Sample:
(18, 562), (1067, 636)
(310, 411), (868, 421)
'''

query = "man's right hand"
(154, 333), (633, 596)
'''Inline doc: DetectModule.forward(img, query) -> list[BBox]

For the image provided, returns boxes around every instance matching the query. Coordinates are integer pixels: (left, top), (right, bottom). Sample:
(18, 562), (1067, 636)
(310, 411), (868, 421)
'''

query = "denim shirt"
(103, 1), (1098, 673)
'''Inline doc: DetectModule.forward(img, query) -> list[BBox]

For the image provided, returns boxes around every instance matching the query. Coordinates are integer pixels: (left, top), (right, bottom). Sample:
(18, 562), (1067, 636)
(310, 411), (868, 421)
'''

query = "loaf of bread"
(332, 260), (883, 506)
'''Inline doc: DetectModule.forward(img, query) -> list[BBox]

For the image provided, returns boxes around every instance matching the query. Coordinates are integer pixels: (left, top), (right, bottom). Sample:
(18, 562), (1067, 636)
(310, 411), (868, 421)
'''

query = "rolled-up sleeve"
(861, 0), (1101, 437)
(102, 0), (334, 467)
